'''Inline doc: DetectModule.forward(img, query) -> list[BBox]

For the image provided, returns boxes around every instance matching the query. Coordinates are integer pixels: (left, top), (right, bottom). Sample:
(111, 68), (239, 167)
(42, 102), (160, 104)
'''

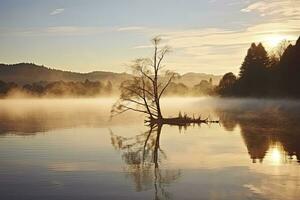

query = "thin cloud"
(50, 8), (65, 16)
(132, 45), (153, 49)
(0, 26), (108, 37)
(8, 21), (295, 74)
(117, 26), (146, 32)
(45, 26), (103, 36)
(128, 20), (300, 74)
(241, 0), (300, 18)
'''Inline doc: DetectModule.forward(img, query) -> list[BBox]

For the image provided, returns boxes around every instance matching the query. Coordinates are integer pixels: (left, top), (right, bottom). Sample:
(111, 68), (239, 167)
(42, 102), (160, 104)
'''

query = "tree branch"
(142, 78), (154, 119)
(110, 108), (130, 118)
(135, 85), (155, 97)
(139, 69), (155, 84)
(157, 52), (166, 70)
(122, 86), (145, 100)
(158, 74), (175, 99)
(122, 98), (146, 107)
(121, 105), (149, 114)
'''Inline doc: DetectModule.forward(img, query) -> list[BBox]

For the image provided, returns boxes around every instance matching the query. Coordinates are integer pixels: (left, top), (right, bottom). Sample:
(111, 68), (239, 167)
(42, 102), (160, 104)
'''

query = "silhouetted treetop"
(217, 35), (300, 98)
(279, 36), (300, 96)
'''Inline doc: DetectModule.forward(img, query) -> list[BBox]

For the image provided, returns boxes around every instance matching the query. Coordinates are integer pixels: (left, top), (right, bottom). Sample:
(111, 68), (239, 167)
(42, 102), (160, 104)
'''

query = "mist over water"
(0, 97), (279, 134)
(0, 97), (300, 200)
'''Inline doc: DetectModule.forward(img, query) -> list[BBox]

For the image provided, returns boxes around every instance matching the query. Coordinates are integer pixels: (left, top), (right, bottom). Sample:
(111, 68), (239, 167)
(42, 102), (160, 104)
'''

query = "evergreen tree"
(238, 43), (269, 96)
(239, 43), (256, 79)
(279, 36), (300, 96)
(217, 72), (237, 96)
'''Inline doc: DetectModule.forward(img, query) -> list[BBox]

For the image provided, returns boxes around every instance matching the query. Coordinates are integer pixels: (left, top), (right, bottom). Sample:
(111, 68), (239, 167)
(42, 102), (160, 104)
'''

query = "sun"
(264, 34), (287, 48)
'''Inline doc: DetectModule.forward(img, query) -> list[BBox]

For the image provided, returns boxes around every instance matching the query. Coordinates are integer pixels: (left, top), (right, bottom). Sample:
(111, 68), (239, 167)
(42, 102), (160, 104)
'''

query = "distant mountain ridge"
(177, 72), (222, 86)
(0, 63), (221, 86)
(0, 63), (131, 86)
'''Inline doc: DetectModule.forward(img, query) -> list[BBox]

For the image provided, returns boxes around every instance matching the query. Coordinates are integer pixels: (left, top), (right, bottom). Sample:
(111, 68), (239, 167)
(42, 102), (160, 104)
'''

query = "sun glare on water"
(270, 148), (282, 164)
(266, 144), (285, 166)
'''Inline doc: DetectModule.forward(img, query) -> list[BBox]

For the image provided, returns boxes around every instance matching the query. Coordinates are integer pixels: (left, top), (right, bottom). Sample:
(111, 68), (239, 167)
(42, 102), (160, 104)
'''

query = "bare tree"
(111, 36), (176, 122)
(270, 40), (291, 62)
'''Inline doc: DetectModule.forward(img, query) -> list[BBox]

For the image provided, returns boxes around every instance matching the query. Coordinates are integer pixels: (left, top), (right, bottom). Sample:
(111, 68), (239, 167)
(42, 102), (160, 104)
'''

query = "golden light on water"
(266, 143), (285, 166)
(270, 147), (282, 165)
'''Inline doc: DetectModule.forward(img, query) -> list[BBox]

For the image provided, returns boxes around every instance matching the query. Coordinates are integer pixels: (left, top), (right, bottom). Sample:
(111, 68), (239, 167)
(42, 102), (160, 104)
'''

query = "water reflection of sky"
(0, 98), (300, 200)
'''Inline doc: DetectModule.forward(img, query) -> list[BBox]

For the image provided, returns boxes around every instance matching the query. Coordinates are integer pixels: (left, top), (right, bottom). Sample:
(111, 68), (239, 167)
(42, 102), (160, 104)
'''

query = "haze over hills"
(177, 72), (221, 87)
(0, 63), (131, 86)
(0, 63), (222, 86)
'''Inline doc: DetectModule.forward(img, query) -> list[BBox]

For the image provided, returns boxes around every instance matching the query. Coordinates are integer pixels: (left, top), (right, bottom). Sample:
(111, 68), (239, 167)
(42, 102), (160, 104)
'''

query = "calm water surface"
(0, 98), (299, 200)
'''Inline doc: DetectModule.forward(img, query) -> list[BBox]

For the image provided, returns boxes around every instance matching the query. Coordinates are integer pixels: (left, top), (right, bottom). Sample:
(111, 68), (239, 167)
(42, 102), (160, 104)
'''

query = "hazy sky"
(0, 0), (299, 74)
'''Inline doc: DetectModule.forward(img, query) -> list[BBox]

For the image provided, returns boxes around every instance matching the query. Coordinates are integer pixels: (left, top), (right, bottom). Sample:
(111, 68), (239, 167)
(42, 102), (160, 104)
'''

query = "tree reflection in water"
(110, 124), (181, 200)
(216, 104), (300, 164)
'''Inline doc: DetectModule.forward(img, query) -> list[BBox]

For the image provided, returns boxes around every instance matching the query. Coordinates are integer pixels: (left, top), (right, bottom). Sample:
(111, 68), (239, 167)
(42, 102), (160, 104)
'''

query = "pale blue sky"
(0, 0), (299, 74)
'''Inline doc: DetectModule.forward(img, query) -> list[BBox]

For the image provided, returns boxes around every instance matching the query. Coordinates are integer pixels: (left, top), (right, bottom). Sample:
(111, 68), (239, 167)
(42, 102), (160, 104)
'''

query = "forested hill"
(0, 63), (221, 86)
(217, 36), (300, 98)
(0, 63), (131, 85)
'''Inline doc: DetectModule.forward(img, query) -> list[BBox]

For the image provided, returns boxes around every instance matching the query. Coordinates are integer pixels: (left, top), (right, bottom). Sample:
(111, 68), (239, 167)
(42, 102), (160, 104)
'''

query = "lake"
(0, 97), (299, 200)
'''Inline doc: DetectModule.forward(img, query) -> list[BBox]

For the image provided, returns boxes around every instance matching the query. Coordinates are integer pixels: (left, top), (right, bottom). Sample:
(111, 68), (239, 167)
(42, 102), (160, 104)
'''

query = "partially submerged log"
(146, 114), (219, 126)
